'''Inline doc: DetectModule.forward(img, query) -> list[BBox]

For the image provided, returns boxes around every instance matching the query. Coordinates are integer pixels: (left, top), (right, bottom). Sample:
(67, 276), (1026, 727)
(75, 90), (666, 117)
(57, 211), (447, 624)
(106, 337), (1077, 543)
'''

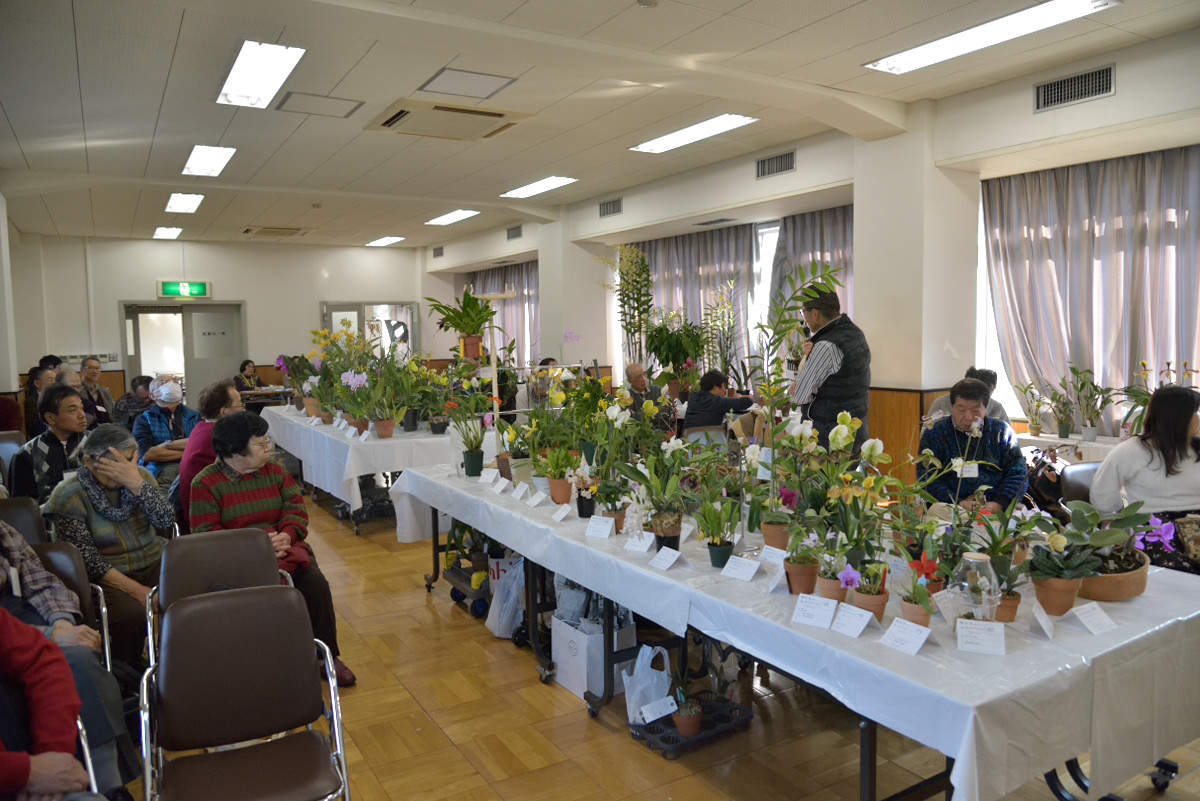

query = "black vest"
(807, 315), (871, 427)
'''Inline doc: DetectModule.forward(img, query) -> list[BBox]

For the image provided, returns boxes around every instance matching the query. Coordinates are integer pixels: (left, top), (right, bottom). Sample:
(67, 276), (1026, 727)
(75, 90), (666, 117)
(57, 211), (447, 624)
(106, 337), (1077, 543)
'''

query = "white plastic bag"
(485, 557), (525, 639)
(620, 645), (671, 725)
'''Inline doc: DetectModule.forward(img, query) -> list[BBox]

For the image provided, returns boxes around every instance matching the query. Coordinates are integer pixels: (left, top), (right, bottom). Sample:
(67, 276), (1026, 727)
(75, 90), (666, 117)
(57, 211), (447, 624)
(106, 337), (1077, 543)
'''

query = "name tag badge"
(959, 463), (979, 478)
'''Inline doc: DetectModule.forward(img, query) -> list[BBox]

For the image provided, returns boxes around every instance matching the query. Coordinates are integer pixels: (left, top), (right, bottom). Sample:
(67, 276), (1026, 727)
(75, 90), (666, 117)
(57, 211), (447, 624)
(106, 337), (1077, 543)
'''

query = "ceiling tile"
(501, 0), (629, 37)
(1111, 5), (1200, 37)
(89, 186), (141, 238)
(656, 14), (784, 62)
(729, 0), (860, 29)
(5, 195), (57, 235)
(412, 0), (527, 23)
(586, 2), (721, 52)
(42, 189), (96, 237)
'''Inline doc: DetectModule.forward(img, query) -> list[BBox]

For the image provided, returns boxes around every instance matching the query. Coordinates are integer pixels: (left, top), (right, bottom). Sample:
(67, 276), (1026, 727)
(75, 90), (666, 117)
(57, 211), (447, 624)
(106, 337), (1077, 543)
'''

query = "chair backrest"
(0, 497), (49, 546)
(32, 541), (98, 625)
(155, 586), (322, 750)
(0, 430), (24, 489)
(1060, 461), (1103, 504)
(157, 529), (280, 611)
(683, 426), (728, 448)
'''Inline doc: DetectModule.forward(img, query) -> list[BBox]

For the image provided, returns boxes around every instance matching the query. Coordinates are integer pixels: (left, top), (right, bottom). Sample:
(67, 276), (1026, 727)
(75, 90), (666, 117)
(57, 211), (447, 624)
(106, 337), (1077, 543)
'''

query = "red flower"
(489, 397), (502, 405)
(910, 552), (939, 581)
(445, 401), (459, 410)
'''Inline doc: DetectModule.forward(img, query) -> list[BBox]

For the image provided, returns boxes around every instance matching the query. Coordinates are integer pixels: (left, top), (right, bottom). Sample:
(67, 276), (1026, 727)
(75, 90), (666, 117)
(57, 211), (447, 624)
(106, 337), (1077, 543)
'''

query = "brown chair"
(33, 541), (112, 670)
(0, 496), (49, 546)
(146, 528), (282, 667)
(0, 430), (25, 492)
(1059, 461), (1103, 505)
(140, 586), (349, 801)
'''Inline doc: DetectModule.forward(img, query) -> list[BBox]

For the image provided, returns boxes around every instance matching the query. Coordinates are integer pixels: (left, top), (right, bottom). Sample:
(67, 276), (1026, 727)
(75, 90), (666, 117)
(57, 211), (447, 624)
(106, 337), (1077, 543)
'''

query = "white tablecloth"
(262, 406), (460, 518)
(1019, 432), (1122, 464)
(389, 463), (1200, 801)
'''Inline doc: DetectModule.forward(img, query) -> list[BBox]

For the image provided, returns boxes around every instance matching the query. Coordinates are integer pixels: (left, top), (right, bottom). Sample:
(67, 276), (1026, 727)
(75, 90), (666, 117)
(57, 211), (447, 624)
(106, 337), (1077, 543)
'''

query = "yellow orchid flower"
(643, 400), (659, 417)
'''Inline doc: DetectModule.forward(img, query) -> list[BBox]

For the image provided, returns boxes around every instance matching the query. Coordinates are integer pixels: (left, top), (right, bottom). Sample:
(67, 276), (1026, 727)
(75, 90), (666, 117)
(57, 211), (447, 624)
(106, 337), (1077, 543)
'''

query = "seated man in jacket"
(10, 385), (88, 504)
(189, 412), (356, 688)
(683, 370), (754, 431)
(0, 521), (131, 795)
(132, 378), (201, 489)
(918, 378), (1029, 514)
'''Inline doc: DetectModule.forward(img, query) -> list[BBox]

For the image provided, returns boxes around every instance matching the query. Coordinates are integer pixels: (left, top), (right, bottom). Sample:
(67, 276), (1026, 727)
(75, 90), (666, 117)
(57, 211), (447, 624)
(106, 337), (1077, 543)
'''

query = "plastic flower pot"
(463, 450), (484, 477)
(576, 495), (595, 519)
(402, 409), (419, 432)
(708, 542), (734, 568)
(1056, 423), (1073, 438)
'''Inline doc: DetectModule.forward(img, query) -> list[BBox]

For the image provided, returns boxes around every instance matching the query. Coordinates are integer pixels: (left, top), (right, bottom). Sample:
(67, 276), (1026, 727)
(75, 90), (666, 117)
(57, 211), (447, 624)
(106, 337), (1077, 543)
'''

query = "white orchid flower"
(744, 443), (763, 469)
(828, 424), (853, 451)
(661, 437), (686, 455)
(784, 412), (813, 438)
(969, 418), (983, 438)
(950, 457), (965, 473)
(836, 410), (853, 427)
(860, 438), (885, 463)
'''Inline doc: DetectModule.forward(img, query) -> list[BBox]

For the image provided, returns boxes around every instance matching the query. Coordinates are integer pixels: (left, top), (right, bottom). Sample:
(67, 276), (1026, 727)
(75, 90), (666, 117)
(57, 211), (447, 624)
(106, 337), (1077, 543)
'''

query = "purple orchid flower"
(341, 371), (369, 391)
(275, 355), (290, 376)
(1137, 517), (1176, 552)
(838, 565), (861, 589)
(779, 487), (799, 510)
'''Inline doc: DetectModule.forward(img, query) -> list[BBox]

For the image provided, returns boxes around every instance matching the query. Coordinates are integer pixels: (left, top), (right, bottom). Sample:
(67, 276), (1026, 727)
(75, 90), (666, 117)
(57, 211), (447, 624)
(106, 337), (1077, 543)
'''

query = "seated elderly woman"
(1092, 385), (1200, 573)
(233, 359), (266, 392)
(189, 412), (356, 687)
(43, 424), (174, 668)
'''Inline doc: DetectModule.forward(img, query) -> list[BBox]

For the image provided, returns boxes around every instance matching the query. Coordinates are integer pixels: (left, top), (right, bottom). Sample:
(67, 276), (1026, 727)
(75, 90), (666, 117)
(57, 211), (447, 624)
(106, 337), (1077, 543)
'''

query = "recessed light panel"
(182, 146), (236, 177)
(630, 114), (758, 154)
(217, 40), (306, 108)
(154, 227), (182, 240)
(366, 236), (406, 247)
(425, 210), (480, 226)
(864, 0), (1123, 74)
(165, 193), (204, 213)
(418, 68), (515, 99)
(500, 176), (578, 199)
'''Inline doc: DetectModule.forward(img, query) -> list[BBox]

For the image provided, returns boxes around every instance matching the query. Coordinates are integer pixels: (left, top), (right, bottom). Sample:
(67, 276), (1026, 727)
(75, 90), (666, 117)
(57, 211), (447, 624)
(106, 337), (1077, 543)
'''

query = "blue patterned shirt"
(132, 404), (201, 477)
(919, 417), (1029, 507)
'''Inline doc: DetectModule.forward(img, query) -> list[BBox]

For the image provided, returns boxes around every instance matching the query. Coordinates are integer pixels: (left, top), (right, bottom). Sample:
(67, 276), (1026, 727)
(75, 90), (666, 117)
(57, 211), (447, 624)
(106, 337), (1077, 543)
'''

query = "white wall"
(0, 205), (18, 390)
(8, 236), (421, 372)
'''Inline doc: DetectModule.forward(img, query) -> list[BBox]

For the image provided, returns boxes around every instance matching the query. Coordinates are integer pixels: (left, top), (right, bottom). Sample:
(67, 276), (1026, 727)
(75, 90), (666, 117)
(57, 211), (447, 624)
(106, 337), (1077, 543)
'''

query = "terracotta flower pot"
(785, 562), (818, 595)
(673, 709), (702, 738)
(460, 335), (483, 360)
(761, 522), (790, 551)
(900, 600), (931, 628)
(926, 580), (945, 595)
(1028, 423), (1043, 437)
(1033, 577), (1082, 616)
(603, 509), (625, 535)
(548, 477), (573, 505)
(816, 576), (848, 603)
(349, 418), (369, 434)
(851, 589), (890, 623)
(303, 397), (321, 417)
(373, 419), (396, 439)
(1079, 550), (1150, 602)
(319, 411), (334, 425)
(995, 592), (1021, 623)
(1012, 543), (1031, 567)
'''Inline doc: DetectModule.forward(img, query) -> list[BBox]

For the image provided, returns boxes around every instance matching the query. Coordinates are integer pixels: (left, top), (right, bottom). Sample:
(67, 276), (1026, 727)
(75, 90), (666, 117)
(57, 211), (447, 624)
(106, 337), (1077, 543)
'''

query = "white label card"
(491, 478), (511, 495)
(551, 504), (572, 523)
(360, 429), (371, 441)
(759, 546), (787, 567)
(639, 695), (678, 724)
(477, 468), (499, 485)
(525, 491), (547, 509)
(721, 556), (760, 582)
(649, 547), (682, 571)
(9, 566), (20, 597)
(881, 619), (932, 655)
(957, 619), (1006, 655)
(764, 564), (787, 594)
(1031, 603), (1055, 640)
(512, 482), (530, 501)
(792, 594), (839, 629)
(831, 604), (876, 638)
(932, 589), (964, 622)
(343, 427), (358, 439)
(1070, 602), (1117, 635)
(679, 521), (696, 544)
(308, 416), (322, 427)
(335, 418), (347, 429)
(756, 463), (773, 482)
(624, 532), (655, 553)
(585, 516), (615, 539)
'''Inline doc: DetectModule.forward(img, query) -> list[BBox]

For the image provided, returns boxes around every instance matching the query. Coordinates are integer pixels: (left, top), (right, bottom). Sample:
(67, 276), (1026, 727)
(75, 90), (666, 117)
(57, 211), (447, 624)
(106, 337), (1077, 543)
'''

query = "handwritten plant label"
(649, 547), (682, 571)
(624, 532), (655, 553)
(792, 594), (839, 629)
(551, 504), (572, 523)
(477, 468), (499, 485)
(881, 619), (932, 655)
(831, 604), (876, 638)
(720, 556), (760, 582)
(491, 477), (512, 495)
(585, 516), (615, 539)
(1069, 602), (1117, 635)
(956, 619), (1006, 655)
(512, 482), (530, 501)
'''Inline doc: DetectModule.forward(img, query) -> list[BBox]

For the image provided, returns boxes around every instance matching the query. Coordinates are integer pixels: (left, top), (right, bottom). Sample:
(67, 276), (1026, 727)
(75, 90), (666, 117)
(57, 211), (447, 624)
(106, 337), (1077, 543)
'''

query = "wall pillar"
(0, 198), (19, 390)
(537, 219), (612, 368)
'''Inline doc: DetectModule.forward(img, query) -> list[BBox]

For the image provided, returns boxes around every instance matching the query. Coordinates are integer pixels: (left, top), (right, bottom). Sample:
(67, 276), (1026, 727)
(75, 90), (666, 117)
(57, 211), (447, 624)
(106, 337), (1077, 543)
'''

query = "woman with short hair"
(44, 424), (174, 666)
(1091, 385), (1200, 573)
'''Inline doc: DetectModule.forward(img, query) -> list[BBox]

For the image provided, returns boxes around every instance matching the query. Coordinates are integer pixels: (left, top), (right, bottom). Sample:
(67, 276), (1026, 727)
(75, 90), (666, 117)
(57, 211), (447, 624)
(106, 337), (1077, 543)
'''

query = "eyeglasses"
(225, 403), (246, 410)
(250, 436), (273, 450)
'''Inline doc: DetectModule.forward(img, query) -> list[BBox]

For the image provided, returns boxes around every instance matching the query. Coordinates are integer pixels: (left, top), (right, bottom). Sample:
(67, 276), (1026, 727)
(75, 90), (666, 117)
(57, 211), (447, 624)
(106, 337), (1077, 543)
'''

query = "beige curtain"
(982, 145), (1200, 434)
(770, 205), (855, 314)
(467, 261), (540, 367)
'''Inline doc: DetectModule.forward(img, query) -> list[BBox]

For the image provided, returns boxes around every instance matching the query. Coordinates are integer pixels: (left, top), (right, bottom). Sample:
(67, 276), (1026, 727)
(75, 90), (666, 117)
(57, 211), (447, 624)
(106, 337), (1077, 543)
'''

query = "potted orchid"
(613, 440), (691, 551)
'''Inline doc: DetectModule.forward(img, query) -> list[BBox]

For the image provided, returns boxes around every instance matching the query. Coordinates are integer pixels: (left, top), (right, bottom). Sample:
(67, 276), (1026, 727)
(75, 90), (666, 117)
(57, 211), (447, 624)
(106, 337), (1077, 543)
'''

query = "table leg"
(860, 716), (954, 801)
(584, 598), (682, 719)
(1044, 758), (1136, 801)
(424, 506), (443, 591)
(522, 560), (556, 684)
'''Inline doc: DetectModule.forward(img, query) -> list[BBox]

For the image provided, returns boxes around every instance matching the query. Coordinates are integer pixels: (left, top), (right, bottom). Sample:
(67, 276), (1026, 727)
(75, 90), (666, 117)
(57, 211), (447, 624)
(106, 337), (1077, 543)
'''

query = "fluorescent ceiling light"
(630, 113), (758, 154)
(500, 176), (578, 199)
(366, 236), (406, 247)
(217, 40), (306, 108)
(425, 209), (480, 226)
(864, 0), (1122, 74)
(182, 145), (236, 177)
(165, 193), (204, 213)
(154, 227), (182, 240)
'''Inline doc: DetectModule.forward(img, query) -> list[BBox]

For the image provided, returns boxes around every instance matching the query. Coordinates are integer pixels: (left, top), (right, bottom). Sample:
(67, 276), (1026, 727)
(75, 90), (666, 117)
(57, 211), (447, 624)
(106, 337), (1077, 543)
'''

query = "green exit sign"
(158, 281), (211, 298)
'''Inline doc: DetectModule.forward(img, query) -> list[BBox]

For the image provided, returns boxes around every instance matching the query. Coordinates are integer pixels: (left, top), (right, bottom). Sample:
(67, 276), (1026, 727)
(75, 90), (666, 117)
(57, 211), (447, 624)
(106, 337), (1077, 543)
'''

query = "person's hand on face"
(89, 448), (144, 491)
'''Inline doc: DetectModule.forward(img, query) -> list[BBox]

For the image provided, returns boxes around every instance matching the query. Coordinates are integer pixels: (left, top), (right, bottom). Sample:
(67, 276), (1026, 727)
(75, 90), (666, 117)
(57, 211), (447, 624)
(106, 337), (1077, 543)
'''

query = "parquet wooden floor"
(221, 493), (1200, 801)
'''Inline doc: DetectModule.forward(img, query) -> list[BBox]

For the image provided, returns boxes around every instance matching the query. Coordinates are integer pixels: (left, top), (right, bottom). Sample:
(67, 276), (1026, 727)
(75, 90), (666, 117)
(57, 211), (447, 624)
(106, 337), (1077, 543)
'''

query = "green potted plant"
(897, 549), (938, 627)
(424, 289), (497, 359)
(1069, 367), (1117, 441)
(1014, 381), (1051, 436)
(1078, 501), (1155, 602)
(613, 442), (691, 551)
(784, 513), (825, 594)
(670, 671), (703, 738)
(845, 562), (889, 623)
(541, 446), (580, 505)
(645, 312), (707, 399)
(1044, 381), (1076, 438)
(598, 245), (654, 367)
(447, 392), (489, 476)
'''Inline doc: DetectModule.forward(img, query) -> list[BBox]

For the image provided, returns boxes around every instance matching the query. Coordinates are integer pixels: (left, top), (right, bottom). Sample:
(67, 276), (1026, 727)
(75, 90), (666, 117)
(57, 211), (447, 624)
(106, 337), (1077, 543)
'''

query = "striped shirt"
(790, 340), (843, 406)
(189, 461), (308, 545)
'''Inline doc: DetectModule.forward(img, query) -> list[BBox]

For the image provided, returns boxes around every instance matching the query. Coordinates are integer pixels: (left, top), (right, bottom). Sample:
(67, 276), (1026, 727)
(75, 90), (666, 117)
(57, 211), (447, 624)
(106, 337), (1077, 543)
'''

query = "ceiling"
(1, 0), (1197, 248)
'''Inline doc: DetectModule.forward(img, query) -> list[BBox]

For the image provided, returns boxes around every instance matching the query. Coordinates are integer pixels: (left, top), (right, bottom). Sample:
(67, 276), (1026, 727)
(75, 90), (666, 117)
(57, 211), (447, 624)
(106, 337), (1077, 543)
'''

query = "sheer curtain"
(632, 225), (755, 362)
(770, 205), (855, 314)
(983, 145), (1200, 434)
(467, 261), (540, 366)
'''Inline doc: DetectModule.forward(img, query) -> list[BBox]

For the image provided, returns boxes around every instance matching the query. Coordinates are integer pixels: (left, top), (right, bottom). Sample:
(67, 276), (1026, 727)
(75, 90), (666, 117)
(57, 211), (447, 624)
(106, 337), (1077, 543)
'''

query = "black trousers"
(290, 554), (340, 658)
(102, 562), (160, 670)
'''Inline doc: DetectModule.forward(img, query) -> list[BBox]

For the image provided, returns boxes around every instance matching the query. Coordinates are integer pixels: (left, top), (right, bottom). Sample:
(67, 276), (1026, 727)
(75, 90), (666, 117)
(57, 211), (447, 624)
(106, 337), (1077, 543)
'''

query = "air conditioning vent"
(599, 198), (622, 218)
(694, 218), (736, 227)
(242, 226), (307, 238)
(756, 151), (795, 179)
(1035, 66), (1113, 112)
(433, 246), (444, 258)
(506, 225), (522, 241)
(367, 98), (529, 141)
